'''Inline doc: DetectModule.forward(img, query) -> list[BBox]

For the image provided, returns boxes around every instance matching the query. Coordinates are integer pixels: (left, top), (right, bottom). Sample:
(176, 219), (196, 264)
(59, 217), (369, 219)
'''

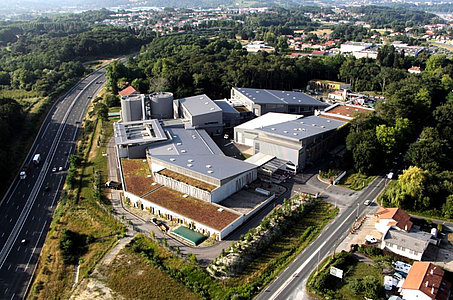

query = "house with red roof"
(408, 66), (422, 74)
(401, 262), (451, 300)
(119, 86), (138, 97)
(375, 207), (413, 234)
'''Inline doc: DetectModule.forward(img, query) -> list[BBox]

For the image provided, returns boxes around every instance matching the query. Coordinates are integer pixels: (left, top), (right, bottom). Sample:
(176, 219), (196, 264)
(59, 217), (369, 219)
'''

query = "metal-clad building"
(173, 94), (223, 135)
(234, 113), (346, 171)
(231, 87), (328, 117)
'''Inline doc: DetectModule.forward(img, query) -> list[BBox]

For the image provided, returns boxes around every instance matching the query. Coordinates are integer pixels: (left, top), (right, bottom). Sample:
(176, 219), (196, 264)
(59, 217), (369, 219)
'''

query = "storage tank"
(121, 95), (144, 122)
(150, 92), (173, 119)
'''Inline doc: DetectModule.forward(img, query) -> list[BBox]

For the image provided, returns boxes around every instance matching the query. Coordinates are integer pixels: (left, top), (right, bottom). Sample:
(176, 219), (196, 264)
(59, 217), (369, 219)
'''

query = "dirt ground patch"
(337, 214), (382, 252)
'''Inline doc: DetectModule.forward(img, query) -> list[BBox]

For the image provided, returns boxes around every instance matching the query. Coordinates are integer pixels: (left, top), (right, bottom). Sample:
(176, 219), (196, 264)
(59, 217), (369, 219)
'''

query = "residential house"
(381, 228), (431, 261)
(375, 207), (413, 234)
(401, 262), (451, 300)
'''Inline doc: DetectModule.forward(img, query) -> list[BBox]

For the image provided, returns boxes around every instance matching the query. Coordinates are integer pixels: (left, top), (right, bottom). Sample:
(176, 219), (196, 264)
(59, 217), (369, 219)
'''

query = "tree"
(406, 127), (452, 172)
(442, 195), (453, 219)
(95, 102), (108, 121)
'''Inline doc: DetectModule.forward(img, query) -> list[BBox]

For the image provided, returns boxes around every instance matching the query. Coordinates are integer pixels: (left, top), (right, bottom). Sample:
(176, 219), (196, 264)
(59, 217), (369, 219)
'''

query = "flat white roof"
(236, 112), (304, 130)
(245, 153), (275, 166)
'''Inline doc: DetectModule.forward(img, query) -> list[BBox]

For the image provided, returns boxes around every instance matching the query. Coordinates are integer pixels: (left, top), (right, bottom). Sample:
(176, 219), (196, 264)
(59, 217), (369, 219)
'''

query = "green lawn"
(339, 172), (376, 191)
(338, 261), (383, 300)
(101, 244), (201, 300)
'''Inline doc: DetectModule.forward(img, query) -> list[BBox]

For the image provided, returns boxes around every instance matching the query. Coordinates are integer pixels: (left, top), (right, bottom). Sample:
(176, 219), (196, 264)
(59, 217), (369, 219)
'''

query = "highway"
(0, 67), (107, 299)
(256, 175), (387, 300)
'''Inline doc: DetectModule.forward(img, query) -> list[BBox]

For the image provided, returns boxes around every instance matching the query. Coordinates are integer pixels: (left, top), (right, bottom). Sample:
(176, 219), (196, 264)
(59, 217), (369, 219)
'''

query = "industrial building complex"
(113, 86), (368, 241)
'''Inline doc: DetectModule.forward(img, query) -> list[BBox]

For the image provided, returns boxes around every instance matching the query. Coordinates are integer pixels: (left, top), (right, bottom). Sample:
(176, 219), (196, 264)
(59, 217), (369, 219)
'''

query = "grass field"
(100, 245), (201, 300)
(307, 253), (384, 300)
(122, 158), (157, 196)
(224, 201), (338, 290)
(337, 262), (383, 300)
(29, 101), (126, 299)
(339, 172), (376, 191)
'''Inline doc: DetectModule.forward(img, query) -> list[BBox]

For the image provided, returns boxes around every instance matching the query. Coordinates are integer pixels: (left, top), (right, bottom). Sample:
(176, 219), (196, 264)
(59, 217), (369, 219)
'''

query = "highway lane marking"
(267, 176), (386, 300)
(50, 177), (64, 208)
(25, 220), (48, 272)
(4, 288), (7, 295)
(10, 293), (14, 300)
(1, 233), (4, 237)
(7, 264), (10, 270)
(4, 182), (20, 205)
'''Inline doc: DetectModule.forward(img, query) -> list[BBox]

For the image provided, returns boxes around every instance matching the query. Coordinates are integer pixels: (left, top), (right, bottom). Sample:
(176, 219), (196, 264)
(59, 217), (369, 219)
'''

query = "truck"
(19, 164), (30, 180)
(33, 154), (41, 165)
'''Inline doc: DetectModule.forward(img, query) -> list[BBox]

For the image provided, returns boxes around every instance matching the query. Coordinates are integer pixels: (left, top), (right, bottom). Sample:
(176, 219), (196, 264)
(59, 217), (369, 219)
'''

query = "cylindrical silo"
(150, 92), (173, 119)
(121, 95), (143, 122)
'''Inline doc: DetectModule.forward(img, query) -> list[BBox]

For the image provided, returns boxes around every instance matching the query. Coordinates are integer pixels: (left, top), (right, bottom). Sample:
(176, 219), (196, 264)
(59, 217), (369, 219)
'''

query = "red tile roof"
(375, 207), (413, 232)
(402, 262), (451, 300)
(119, 86), (138, 97)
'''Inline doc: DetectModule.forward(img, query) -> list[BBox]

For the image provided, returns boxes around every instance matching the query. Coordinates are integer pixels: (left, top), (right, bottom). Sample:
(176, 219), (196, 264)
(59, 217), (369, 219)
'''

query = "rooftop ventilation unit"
(167, 147), (173, 151)
(312, 124), (316, 126)
(271, 128), (276, 131)
(187, 164), (193, 167)
(326, 120), (331, 123)
(188, 159), (193, 162)
(181, 150), (186, 153)
(183, 194), (189, 198)
(293, 133), (298, 136)
(283, 130), (288, 133)
(205, 102), (208, 104)
(177, 142), (182, 146)
(170, 158), (176, 161)
(206, 165), (212, 168)
(217, 207), (223, 212)
(207, 170), (214, 174)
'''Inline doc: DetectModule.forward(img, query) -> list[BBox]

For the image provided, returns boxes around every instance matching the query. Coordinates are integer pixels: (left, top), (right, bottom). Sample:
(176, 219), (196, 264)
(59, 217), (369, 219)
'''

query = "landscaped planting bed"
(121, 158), (159, 196)
(144, 187), (240, 231)
(159, 169), (217, 192)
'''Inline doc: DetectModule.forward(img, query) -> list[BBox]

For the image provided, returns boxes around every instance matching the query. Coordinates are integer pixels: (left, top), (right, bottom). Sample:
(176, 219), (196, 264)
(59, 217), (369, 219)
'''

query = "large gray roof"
(151, 154), (257, 181)
(383, 228), (431, 253)
(258, 115), (345, 142)
(178, 94), (222, 117)
(147, 126), (223, 156)
(234, 87), (328, 106)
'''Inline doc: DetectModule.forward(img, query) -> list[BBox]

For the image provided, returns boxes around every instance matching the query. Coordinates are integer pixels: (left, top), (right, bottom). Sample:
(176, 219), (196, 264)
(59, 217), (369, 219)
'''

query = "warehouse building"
(234, 112), (346, 172)
(230, 87), (328, 117)
(173, 94), (223, 135)
(146, 125), (257, 203)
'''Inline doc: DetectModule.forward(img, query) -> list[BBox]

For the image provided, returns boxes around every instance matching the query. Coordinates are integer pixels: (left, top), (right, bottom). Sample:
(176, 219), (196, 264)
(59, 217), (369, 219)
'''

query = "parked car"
(365, 235), (378, 244)
(150, 217), (159, 226)
(364, 200), (371, 206)
(52, 167), (57, 172)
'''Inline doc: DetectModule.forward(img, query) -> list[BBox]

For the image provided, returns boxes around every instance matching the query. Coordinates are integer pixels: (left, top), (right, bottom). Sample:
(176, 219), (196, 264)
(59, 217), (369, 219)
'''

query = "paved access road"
(0, 68), (107, 299)
(256, 175), (386, 300)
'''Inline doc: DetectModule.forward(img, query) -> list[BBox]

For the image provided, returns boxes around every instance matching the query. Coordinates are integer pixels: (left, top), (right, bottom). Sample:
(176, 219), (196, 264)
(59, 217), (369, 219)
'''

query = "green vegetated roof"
(171, 226), (207, 246)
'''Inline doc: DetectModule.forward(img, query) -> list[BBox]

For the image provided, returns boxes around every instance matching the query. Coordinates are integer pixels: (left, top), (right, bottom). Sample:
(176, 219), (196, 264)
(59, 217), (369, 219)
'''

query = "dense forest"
(0, 11), (154, 194)
(105, 33), (453, 219)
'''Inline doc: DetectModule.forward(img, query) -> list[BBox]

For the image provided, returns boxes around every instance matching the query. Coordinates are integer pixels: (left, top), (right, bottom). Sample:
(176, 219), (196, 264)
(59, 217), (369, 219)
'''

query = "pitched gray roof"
(151, 154), (257, 181)
(178, 94), (222, 116)
(383, 228), (431, 253)
(234, 87), (328, 106)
